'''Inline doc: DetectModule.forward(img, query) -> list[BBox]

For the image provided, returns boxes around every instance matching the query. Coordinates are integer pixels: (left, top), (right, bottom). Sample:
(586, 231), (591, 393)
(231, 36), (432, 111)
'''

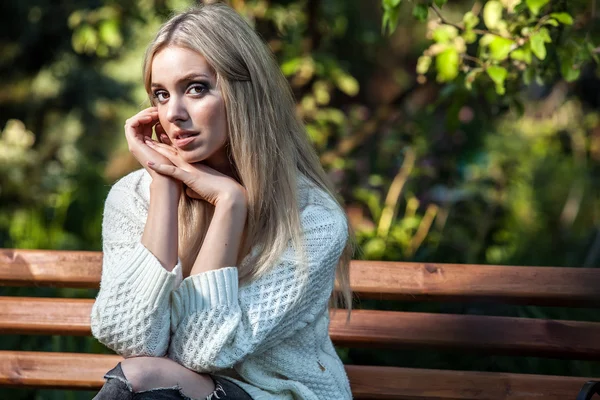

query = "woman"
(91, 1), (353, 399)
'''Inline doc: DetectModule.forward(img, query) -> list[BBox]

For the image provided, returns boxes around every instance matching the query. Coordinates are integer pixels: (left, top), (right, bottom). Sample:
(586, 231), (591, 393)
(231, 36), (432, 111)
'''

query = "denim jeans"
(93, 363), (253, 400)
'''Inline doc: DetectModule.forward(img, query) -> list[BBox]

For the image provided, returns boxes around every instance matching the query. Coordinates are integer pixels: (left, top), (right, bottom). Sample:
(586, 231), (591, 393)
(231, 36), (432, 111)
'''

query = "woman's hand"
(144, 139), (247, 207)
(124, 107), (178, 184)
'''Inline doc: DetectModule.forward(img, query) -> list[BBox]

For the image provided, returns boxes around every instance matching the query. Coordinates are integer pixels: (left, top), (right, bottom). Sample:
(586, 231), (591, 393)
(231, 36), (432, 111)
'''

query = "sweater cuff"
(171, 267), (238, 325)
(118, 242), (182, 308)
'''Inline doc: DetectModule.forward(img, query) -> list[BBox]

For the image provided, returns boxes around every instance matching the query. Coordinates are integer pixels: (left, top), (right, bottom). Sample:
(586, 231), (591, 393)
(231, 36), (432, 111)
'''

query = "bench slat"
(0, 249), (101, 288)
(0, 351), (591, 399)
(3, 249), (600, 306)
(350, 260), (600, 306)
(3, 297), (600, 359)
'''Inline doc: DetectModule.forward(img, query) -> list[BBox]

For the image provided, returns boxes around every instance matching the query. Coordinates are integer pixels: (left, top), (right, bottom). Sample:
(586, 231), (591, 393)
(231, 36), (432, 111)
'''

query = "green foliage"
(381, 0), (597, 97)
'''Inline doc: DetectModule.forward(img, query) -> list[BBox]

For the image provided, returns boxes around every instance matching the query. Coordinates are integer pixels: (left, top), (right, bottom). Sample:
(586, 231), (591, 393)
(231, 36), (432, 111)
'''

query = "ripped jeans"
(93, 363), (253, 400)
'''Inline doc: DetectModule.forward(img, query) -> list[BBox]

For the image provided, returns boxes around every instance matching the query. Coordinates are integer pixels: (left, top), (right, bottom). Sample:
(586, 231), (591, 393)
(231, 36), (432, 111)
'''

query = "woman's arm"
(91, 172), (182, 358)
(142, 177), (181, 271)
(189, 190), (247, 276)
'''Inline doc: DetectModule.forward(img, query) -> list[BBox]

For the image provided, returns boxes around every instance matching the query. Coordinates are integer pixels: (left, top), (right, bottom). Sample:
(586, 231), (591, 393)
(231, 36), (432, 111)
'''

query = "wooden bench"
(1, 248), (600, 399)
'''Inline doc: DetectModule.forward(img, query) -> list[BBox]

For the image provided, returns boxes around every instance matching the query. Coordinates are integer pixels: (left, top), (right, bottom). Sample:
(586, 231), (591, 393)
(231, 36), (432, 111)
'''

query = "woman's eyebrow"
(151, 73), (213, 88)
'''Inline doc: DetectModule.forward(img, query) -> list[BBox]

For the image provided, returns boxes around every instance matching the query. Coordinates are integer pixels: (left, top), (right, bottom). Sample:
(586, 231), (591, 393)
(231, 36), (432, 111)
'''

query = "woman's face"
(150, 46), (228, 168)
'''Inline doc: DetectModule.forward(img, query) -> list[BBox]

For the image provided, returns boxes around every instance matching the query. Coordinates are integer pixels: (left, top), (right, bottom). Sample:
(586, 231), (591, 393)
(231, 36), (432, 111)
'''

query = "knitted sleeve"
(168, 203), (348, 372)
(91, 175), (183, 357)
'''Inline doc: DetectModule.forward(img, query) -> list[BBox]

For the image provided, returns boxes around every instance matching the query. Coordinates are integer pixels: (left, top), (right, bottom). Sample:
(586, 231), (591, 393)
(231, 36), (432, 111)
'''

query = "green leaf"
(544, 19), (559, 26)
(432, 25), (458, 43)
(530, 32), (547, 60)
(558, 47), (581, 82)
(538, 27), (552, 43)
(98, 20), (122, 48)
(487, 65), (507, 95)
(510, 45), (532, 64)
(479, 33), (495, 47)
(383, 0), (402, 9)
(417, 55), (432, 74)
(281, 58), (301, 76)
(526, 0), (549, 16)
(413, 4), (429, 22)
(550, 12), (573, 25)
(463, 11), (480, 30)
(382, 6), (401, 35)
(489, 36), (514, 60)
(587, 42), (600, 64)
(483, 1), (504, 29)
(335, 73), (360, 96)
(560, 59), (581, 82)
(487, 65), (507, 85)
(436, 48), (460, 82)
(434, 0), (448, 7)
(462, 30), (477, 44)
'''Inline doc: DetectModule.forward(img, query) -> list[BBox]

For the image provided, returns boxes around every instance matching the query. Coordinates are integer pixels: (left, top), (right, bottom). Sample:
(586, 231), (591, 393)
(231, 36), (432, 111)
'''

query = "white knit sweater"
(90, 169), (352, 400)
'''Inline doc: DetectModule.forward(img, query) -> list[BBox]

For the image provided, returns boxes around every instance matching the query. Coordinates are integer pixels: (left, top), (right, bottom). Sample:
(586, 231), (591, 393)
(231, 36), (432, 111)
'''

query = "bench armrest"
(577, 381), (600, 400)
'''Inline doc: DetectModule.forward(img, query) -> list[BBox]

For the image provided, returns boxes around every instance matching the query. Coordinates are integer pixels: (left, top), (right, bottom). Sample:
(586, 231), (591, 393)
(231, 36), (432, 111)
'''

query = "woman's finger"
(155, 123), (173, 145)
(145, 139), (179, 160)
(185, 187), (203, 199)
(125, 109), (158, 139)
(147, 162), (193, 184)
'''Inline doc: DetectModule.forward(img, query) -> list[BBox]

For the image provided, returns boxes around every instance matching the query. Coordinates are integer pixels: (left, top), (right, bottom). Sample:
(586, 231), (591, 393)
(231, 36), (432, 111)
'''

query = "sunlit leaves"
(436, 48), (460, 82)
(550, 12), (574, 25)
(486, 65), (508, 94)
(417, 55), (432, 75)
(483, 1), (504, 29)
(489, 37), (515, 60)
(530, 28), (551, 60)
(68, 6), (123, 57)
(511, 45), (532, 64)
(382, 0), (402, 35)
(380, 0), (588, 97)
(432, 25), (459, 43)
(463, 11), (480, 30)
(525, 0), (549, 16)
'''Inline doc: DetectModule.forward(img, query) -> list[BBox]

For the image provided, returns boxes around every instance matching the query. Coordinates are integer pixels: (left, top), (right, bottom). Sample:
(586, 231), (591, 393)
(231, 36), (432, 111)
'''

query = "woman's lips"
(173, 132), (199, 148)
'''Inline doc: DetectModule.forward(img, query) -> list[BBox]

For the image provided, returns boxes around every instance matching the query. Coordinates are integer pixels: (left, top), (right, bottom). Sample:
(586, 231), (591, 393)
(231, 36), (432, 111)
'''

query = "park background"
(1, 0), (599, 398)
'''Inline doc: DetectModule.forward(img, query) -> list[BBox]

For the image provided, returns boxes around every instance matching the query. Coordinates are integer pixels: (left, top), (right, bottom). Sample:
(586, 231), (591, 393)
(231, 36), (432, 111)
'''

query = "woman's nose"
(166, 96), (189, 123)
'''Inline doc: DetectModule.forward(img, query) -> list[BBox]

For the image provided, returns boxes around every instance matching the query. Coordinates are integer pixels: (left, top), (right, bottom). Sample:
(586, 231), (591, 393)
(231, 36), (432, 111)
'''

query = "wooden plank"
(0, 297), (93, 336)
(4, 297), (600, 359)
(345, 365), (592, 400)
(0, 249), (101, 289)
(0, 351), (593, 399)
(3, 249), (600, 306)
(0, 351), (121, 389)
(349, 260), (600, 306)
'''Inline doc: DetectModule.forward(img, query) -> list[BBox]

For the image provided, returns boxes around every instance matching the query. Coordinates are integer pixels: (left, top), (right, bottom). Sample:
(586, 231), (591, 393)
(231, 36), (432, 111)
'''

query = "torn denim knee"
(96, 362), (229, 400)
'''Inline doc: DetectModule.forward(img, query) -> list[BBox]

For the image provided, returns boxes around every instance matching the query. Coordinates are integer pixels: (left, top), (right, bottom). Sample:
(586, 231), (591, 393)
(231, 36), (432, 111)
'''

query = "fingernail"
(147, 161), (155, 166)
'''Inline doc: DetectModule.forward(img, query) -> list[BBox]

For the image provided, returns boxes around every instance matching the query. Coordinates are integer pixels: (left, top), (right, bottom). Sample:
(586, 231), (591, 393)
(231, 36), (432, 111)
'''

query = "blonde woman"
(90, 1), (353, 399)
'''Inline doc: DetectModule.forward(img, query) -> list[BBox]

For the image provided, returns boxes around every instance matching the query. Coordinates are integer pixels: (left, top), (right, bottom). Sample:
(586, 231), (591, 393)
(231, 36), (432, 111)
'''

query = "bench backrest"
(1, 249), (600, 399)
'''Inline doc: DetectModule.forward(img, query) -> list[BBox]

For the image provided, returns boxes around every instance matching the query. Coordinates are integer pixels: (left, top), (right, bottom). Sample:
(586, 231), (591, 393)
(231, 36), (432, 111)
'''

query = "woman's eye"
(188, 83), (208, 96)
(153, 91), (169, 102)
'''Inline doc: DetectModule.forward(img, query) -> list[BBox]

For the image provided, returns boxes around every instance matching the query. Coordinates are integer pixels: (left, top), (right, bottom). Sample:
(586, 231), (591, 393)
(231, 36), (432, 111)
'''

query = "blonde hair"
(142, 1), (352, 309)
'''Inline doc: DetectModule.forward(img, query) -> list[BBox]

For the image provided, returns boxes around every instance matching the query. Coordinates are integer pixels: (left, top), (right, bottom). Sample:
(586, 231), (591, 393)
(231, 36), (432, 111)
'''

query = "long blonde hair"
(142, 1), (352, 309)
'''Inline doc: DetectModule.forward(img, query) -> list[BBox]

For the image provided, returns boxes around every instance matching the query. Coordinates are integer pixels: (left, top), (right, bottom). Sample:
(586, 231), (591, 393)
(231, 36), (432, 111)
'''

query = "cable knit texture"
(90, 169), (352, 400)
